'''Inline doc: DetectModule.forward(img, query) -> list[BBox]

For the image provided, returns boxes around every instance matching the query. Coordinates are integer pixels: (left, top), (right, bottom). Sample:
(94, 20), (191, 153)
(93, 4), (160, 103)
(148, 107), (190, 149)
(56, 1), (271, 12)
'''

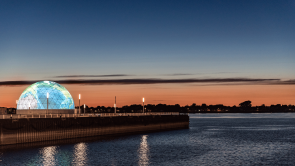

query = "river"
(1, 113), (295, 166)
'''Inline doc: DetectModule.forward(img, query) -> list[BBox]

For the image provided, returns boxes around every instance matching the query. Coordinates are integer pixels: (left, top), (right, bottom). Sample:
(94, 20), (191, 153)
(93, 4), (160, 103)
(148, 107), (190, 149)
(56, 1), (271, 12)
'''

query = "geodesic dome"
(17, 81), (74, 110)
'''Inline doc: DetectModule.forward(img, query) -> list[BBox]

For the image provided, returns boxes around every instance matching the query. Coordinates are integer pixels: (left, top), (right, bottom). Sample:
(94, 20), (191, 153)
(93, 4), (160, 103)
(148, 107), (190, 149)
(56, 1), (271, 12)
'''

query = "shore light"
(143, 98), (145, 113)
(114, 96), (116, 113)
(79, 94), (81, 114)
(84, 104), (85, 114)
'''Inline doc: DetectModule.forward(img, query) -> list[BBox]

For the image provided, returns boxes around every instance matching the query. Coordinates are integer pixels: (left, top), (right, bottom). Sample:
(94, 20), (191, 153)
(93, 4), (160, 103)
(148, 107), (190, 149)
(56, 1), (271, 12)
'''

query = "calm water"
(1, 113), (295, 166)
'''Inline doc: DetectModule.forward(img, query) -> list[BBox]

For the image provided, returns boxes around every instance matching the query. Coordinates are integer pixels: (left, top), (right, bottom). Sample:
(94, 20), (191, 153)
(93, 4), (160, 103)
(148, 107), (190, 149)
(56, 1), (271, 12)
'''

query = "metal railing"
(0, 112), (181, 119)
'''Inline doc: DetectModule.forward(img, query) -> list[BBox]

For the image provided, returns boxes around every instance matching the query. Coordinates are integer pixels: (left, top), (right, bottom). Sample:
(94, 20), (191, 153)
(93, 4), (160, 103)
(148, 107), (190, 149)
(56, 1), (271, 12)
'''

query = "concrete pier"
(0, 114), (189, 145)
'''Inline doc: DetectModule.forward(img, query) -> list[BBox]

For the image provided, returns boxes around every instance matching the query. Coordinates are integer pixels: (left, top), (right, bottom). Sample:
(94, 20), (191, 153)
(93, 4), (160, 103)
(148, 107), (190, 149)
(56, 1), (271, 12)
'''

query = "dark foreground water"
(1, 113), (295, 166)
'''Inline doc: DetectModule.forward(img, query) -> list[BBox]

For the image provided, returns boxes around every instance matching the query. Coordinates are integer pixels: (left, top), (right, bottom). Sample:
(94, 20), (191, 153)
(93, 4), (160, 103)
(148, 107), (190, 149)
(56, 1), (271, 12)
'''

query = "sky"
(0, 0), (294, 107)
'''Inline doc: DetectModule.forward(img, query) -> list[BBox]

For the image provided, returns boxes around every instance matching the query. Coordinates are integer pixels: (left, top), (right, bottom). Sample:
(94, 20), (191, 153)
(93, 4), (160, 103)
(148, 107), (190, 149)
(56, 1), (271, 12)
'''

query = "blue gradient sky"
(0, 0), (295, 107)
(1, 0), (294, 81)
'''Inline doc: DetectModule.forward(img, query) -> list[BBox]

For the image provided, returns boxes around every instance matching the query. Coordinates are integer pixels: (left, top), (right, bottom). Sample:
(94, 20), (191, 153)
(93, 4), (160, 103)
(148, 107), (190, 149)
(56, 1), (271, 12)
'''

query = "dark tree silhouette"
(239, 100), (252, 108)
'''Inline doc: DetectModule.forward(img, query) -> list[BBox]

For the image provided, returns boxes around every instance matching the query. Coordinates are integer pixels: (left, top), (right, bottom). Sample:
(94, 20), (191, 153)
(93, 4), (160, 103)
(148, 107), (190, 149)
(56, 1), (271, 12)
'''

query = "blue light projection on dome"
(17, 81), (74, 109)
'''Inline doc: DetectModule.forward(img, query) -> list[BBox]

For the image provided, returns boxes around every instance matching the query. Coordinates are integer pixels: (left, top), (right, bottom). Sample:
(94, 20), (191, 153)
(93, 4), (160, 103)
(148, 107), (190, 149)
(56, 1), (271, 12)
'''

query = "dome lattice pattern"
(17, 81), (74, 109)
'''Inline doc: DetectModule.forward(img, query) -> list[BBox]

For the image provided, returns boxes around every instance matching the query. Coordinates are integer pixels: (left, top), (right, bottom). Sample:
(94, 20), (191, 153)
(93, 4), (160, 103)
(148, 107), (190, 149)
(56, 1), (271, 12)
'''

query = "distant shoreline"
(187, 111), (295, 114)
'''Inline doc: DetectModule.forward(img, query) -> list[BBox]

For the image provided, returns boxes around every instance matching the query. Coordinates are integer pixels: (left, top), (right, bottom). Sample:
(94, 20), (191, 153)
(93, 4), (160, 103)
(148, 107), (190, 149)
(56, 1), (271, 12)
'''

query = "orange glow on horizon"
(0, 84), (294, 108)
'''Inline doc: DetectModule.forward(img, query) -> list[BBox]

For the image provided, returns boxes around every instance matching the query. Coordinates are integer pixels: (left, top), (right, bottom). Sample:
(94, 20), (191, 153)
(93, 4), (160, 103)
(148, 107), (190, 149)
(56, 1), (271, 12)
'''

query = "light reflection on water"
(138, 135), (149, 166)
(1, 113), (295, 165)
(41, 146), (57, 166)
(72, 143), (88, 166)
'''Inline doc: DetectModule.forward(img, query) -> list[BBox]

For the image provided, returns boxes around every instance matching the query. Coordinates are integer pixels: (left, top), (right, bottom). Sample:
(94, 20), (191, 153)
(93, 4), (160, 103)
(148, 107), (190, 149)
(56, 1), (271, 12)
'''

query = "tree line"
(77, 100), (295, 113)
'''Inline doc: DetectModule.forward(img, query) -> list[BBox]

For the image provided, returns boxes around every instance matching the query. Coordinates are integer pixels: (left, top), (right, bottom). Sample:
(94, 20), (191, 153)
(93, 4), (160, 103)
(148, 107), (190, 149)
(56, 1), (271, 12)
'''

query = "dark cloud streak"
(161, 72), (240, 76)
(55, 74), (131, 78)
(163, 73), (194, 76)
(0, 78), (293, 86)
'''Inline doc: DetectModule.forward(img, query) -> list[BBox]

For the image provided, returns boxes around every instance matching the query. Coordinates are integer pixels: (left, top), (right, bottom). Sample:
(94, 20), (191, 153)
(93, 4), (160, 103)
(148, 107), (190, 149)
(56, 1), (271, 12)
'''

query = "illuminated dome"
(17, 81), (74, 110)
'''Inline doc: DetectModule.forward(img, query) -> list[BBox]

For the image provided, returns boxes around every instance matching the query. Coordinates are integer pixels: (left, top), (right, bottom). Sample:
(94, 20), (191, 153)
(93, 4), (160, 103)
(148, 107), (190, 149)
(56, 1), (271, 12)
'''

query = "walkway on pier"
(0, 112), (185, 119)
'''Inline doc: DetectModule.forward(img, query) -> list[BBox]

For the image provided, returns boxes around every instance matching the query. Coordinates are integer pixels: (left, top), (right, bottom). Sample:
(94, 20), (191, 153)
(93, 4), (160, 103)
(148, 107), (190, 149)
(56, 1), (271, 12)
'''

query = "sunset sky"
(0, 0), (294, 107)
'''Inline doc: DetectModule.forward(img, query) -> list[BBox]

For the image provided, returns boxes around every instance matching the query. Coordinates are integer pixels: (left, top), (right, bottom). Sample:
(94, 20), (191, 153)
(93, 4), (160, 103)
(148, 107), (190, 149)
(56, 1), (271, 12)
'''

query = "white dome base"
(17, 109), (74, 115)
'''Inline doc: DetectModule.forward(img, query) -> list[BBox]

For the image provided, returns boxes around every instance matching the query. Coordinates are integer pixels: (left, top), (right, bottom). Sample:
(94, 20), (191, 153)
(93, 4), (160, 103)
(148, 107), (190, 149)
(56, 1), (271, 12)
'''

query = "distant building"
(0, 107), (7, 114)
(7, 108), (16, 114)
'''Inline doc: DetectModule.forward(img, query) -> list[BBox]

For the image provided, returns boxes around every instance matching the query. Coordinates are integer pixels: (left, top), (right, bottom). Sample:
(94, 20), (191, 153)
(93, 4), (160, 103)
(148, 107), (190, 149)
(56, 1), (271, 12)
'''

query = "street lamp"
(142, 98), (145, 113)
(114, 96), (116, 113)
(47, 92), (49, 114)
(79, 94), (81, 114)
(84, 104), (85, 114)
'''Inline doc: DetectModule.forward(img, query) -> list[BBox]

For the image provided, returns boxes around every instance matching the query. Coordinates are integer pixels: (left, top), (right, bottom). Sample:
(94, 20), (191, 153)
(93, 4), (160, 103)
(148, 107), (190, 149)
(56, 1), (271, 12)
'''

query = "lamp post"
(84, 104), (85, 114)
(142, 98), (145, 113)
(114, 96), (116, 114)
(47, 92), (49, 114)
(79, 94), (81, 114)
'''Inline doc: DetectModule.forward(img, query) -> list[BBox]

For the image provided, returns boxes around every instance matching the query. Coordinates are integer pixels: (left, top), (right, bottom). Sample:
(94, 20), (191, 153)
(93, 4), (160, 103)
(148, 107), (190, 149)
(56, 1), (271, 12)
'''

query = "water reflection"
(138, 135), (149, 166)
(4, 114), (295, 166)
(41, 146), (57, 166)
(0, 152), (3, 162)
(72, 142), (88, 166)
